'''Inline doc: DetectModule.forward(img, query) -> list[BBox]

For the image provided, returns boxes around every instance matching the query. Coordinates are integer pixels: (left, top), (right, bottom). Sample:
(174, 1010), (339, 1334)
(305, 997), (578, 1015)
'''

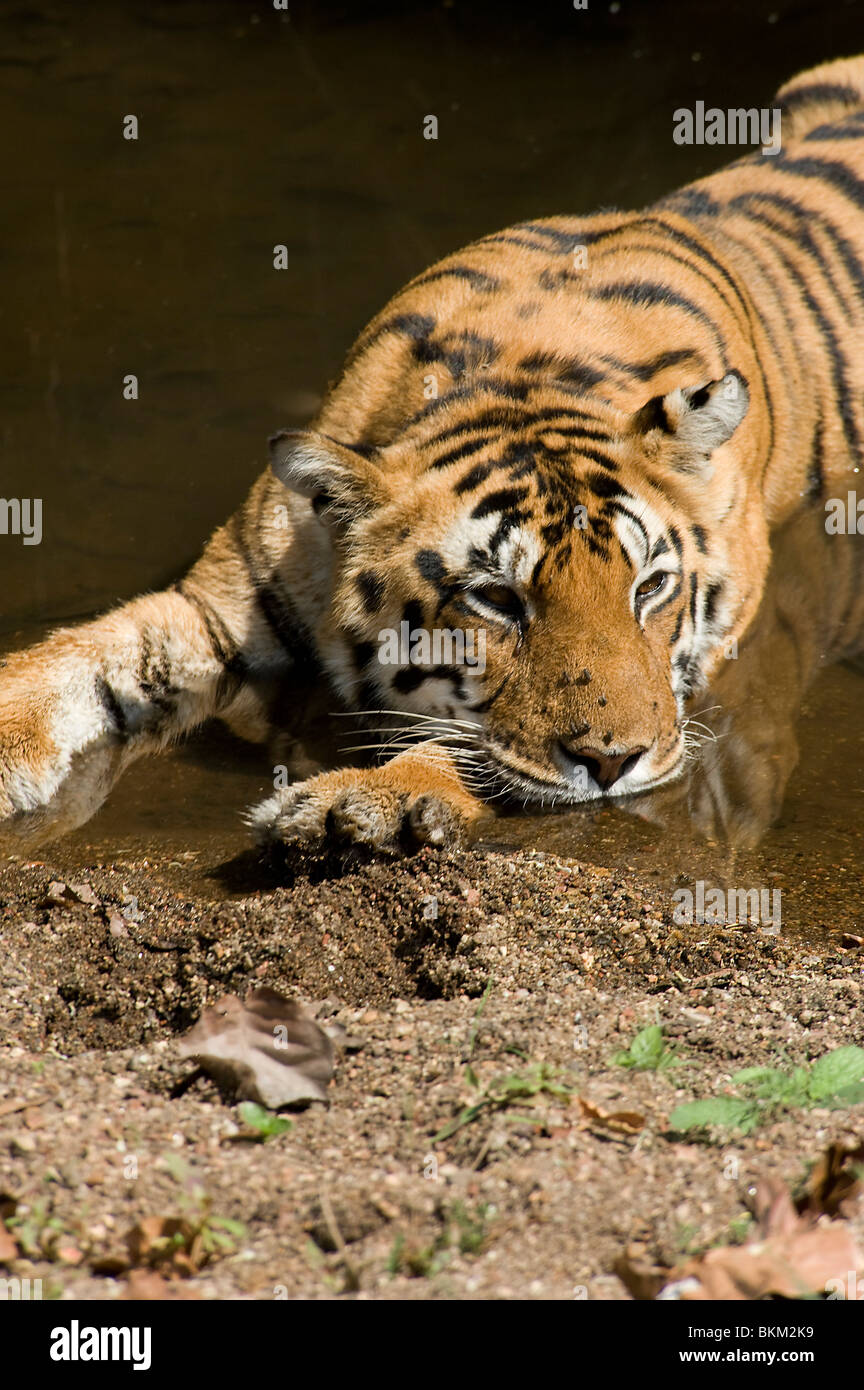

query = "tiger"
(2, 56), (864, 854)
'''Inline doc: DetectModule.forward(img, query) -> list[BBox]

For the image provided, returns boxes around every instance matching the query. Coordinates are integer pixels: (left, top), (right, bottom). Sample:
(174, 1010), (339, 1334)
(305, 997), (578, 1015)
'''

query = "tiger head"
(270, 370), (756, 804)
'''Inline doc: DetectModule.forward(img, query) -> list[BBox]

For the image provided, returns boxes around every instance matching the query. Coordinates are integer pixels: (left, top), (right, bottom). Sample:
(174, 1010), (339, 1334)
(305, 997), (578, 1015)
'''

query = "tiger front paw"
(248, 751), (488, 854)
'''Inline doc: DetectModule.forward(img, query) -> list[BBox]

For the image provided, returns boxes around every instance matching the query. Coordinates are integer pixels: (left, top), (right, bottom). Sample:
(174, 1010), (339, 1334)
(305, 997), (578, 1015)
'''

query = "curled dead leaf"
(177, 986), (334, 1108)
(618, 1170), (863, 1301)
(577, 1097), (645, 1136)
(796, 1140), (864, 1219)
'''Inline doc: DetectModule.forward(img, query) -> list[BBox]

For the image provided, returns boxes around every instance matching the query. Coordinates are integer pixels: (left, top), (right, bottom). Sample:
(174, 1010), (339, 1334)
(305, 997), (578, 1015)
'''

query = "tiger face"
(270, 368), (752, 804)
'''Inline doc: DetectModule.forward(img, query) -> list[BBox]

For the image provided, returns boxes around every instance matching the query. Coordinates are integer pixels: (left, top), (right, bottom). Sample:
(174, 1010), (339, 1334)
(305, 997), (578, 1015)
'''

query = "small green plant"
(387, 1201), (490, 1279)
(6, 1200), (67, 1260)
(159, 1152), (247, 1257)
(196, 1212), (247, 1256)
(238, 1101), (293, 1140)
(612, 1024), (682, 1073)
(449, 1199), (490, 1255)
(724, 1213), (755, 1246)
(467, 976), (494, 1058)
(670, 1045), (864, 1136)
(434, 1061), (575, 1142)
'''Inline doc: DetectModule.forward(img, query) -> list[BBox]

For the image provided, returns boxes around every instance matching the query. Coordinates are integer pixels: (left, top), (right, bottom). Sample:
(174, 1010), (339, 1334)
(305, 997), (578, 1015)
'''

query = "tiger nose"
(557, 741), (647, 789)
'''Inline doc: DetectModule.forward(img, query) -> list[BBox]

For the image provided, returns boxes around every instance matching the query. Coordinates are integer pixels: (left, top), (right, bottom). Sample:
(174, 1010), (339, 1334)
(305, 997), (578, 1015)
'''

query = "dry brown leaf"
(177, 986), (334, 1107)
(676, 1217), (859, 1301)
(122, 1269), (201, 1300)
(796, 1140), (864, 1219)
(125, 1215), (203, 1276)
(619, 1175), (863, 1301)
(577, 1096), (645, 1136)
(614, 1244), (669, 1301)
(0, 1223), (18, 1264)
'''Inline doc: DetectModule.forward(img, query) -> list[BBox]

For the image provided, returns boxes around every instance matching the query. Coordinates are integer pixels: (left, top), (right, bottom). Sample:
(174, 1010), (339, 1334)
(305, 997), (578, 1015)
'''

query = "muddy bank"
(1, 842), (862, 1300)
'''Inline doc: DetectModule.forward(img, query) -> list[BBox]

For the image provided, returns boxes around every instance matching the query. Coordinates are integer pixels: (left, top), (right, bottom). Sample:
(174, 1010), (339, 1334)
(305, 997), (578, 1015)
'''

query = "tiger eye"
(471, 583), (526, 623)
(636, 574), (666, 599)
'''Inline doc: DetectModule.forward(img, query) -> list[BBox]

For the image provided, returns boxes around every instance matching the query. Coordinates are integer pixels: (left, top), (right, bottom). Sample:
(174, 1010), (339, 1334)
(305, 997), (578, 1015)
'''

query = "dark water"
(2, 0), (863, 937)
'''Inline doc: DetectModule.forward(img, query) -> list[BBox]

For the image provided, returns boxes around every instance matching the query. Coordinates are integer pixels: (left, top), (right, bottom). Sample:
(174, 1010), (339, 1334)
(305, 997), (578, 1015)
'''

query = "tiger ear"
(633, 371), (749, 473)
(268, 429), (386, 526)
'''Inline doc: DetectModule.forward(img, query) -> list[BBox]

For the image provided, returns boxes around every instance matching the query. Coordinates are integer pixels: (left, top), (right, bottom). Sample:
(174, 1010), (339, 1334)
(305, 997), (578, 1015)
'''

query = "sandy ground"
(1, 840), (863, 1301)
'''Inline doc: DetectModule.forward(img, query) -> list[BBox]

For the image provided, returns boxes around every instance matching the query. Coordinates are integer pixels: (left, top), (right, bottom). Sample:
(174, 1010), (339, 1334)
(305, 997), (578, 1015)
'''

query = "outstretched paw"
(248, 754), (486, 854)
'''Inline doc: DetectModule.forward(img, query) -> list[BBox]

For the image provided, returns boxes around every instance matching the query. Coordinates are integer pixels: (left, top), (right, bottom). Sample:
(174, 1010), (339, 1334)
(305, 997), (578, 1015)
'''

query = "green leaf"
(613, 1025), (680, 1073)
(825, 1081), (864, 1109)
(669, 1097), (759, 1133)
(631, 1025), (664, 1067)
(731, 1065), (782, 1086)
(238, 1101), (292, 1139)
(209, 1216), (247, 1237)
(807, 1047), (864, 1103)
(433, 1101), (487, 1143)
(732, 1065), (808, 1106)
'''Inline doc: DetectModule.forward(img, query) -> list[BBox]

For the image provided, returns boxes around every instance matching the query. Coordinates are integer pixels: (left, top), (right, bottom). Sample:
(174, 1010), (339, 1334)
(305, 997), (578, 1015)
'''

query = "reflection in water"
(633, 499), (864, 848)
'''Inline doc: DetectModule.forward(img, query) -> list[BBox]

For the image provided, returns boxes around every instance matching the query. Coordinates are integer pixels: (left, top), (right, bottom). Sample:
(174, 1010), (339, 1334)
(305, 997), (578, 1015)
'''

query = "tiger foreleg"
(0, 585), (252, 844)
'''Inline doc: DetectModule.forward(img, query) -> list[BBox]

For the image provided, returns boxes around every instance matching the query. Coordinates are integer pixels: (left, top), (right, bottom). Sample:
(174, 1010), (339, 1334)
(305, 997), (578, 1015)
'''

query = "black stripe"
(729, 190), (864, 311)
(348, 312), (437, 363)
(606, 501), (649, 559)
(730, 200), (860, 324)
(514, 220), (619, 252)
(356, 570), (385, 616)
(229, 514), (315, 668)
(597, 346), (707, 383)
(774, 152), (864, 210)
(539, 424), (614, 442)
(471, 487), (530, 520)
(176, 580), (246, 676)
(779, 82), (860, 116)
(641, 214), (757, 329)
(594, 239), (746, 335)
(454, 461), (496, 495)
(392, 664), (464, 695)
(95, 674), (128, 737)
(475, 232), (564, 252)
(688, 572), (699, 624)
(589, 279), (726, 349)
(654, 187), (724, 220)
(585, 471), (626, 501)
(409, 265), (501, 293)
(807, 410), (826, 497)
(409, 376), (534, 425)
(428, 435), (493, 471)
(740, 222), (862, 458)
(703, 580), (723, 627)
(518, 350), (605, 389)
(804, 113), (864, 143)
